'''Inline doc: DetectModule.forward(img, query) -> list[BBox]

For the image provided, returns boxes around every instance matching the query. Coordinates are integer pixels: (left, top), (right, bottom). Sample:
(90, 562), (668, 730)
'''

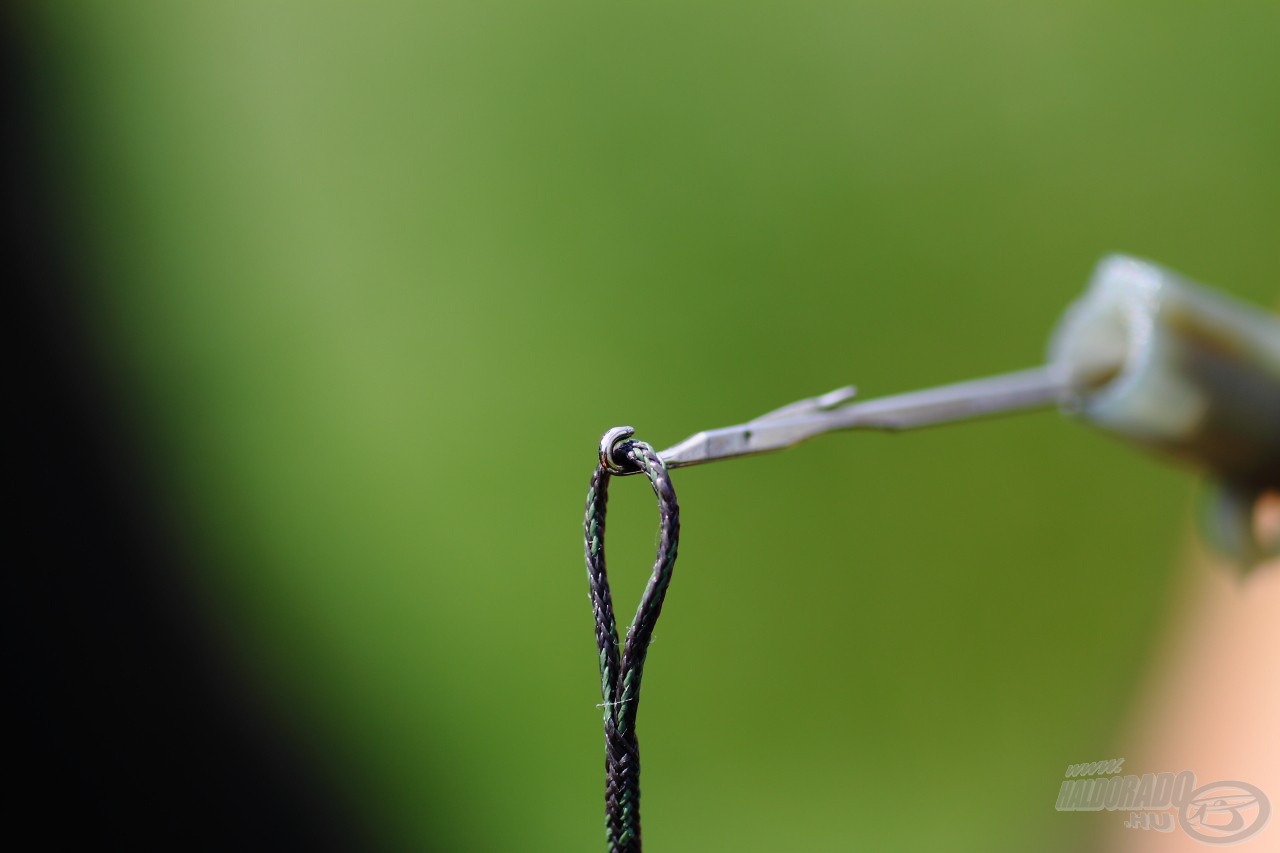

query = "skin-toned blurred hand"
(1106, 492), (1280, 851)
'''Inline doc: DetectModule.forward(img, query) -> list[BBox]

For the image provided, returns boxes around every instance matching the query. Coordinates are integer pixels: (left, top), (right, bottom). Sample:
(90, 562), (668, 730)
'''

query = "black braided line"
(583, 437), (680, 853)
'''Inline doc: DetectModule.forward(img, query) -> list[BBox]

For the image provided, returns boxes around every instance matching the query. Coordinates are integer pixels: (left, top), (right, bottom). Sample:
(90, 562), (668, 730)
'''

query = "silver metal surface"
(659, 365), (1073, 469)
(600, 425), (638, 474)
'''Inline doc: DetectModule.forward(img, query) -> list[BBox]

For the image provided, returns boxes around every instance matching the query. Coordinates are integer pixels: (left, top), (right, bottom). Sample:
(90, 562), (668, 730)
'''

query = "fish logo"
(1179, 780), (1270, 845)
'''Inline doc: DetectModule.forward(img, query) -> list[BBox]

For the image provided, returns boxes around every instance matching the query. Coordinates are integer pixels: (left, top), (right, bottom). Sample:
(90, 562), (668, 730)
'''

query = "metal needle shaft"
(659, 366), (1073, 469)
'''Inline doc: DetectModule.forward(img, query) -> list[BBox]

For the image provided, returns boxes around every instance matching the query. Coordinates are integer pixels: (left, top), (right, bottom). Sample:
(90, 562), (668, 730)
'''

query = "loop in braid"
(583, 430), (680, 853)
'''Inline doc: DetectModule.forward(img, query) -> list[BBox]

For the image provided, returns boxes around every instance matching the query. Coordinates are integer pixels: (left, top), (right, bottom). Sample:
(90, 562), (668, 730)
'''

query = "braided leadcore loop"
(584, 432), (681, 853)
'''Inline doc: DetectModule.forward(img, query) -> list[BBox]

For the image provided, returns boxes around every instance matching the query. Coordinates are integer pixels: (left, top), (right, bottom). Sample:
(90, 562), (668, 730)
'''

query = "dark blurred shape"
(5, 15), (376, 850)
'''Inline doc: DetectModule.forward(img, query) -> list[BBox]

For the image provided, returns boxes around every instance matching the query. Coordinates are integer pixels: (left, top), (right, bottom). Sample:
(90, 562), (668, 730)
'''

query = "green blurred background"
(27, 1), (1277, 849)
